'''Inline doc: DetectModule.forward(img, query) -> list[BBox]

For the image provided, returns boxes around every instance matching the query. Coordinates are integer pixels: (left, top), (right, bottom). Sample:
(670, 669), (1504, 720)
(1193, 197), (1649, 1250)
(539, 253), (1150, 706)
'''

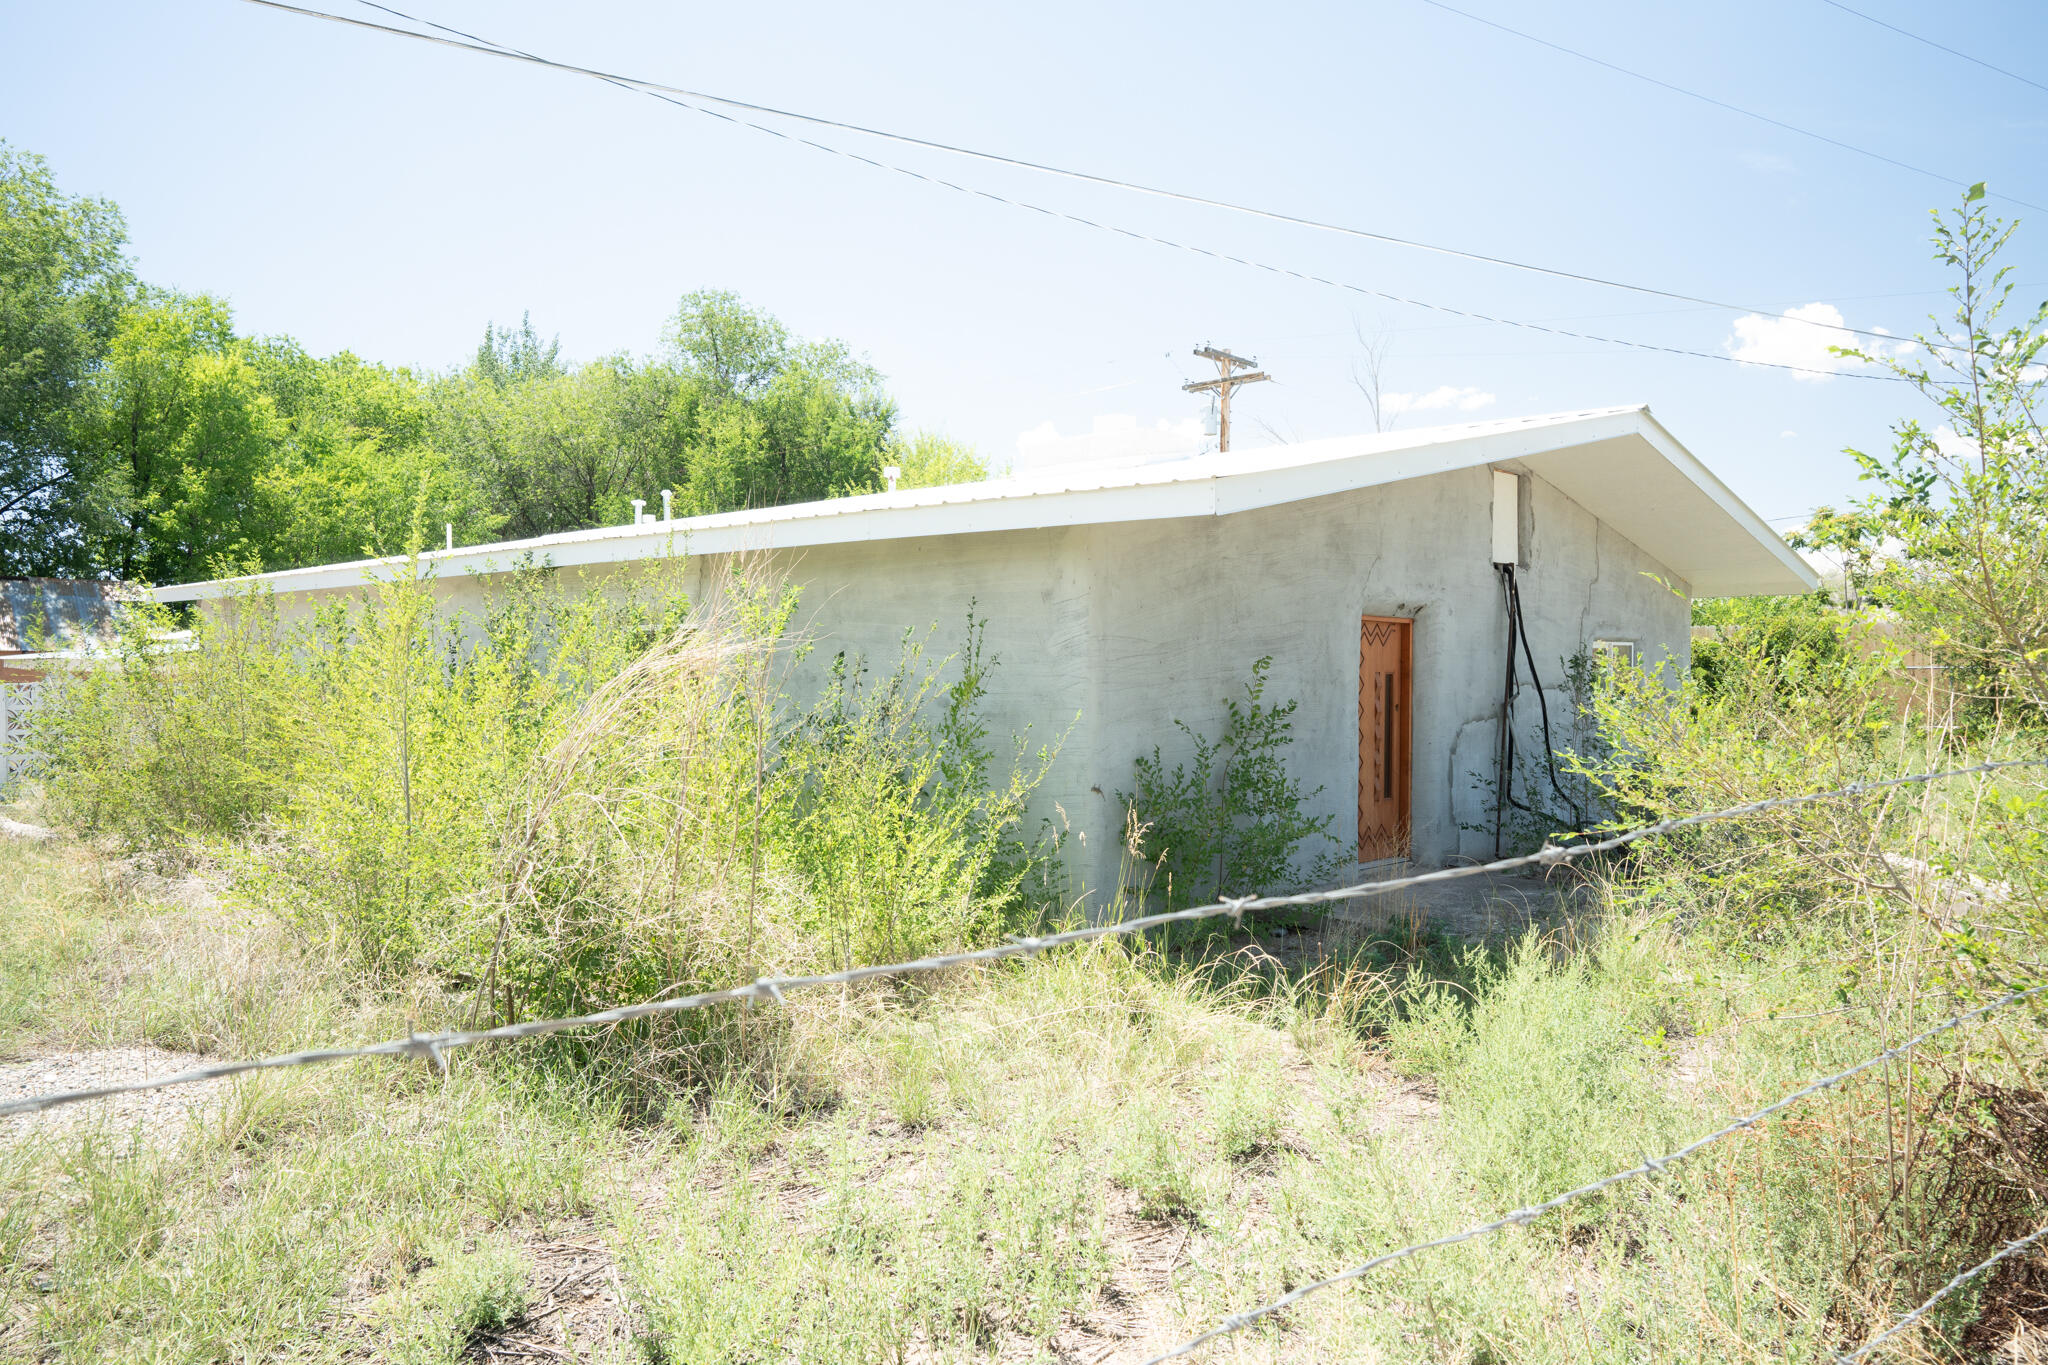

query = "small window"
(1593, 639), (1638, 670)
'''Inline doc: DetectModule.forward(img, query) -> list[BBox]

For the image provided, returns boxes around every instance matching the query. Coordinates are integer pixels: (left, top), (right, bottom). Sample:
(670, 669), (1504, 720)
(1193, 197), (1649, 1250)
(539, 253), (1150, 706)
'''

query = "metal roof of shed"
(153, 404), (1816, 603)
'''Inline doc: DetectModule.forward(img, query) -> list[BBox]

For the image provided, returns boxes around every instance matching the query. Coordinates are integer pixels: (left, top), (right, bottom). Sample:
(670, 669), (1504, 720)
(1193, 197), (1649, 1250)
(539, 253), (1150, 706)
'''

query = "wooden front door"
(1359, 616), (1413, 862)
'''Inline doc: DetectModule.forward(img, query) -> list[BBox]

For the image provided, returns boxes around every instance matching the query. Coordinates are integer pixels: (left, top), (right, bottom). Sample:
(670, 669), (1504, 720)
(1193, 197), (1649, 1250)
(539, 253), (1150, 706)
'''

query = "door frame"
(1358, 614), (1415, 863)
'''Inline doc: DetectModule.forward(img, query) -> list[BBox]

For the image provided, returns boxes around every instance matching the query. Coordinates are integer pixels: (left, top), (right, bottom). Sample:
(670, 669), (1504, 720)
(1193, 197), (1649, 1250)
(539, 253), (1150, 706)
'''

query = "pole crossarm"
(1185, 344), (1271, 451)
(1182, 372), (1270, 393)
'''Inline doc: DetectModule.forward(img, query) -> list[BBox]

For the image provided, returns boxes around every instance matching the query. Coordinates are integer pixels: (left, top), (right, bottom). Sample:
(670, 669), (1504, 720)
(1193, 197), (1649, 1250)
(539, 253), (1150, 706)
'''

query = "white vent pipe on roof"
(631, 498), (646, 526)
(445, 523), (453, 552)
(883, 464), (901, 493)
(661, 488), (674, 522)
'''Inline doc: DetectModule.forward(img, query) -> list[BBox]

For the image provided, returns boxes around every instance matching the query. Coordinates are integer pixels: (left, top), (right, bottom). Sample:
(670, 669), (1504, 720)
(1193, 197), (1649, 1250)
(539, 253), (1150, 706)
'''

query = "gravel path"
(0, 1046), (224, 1146)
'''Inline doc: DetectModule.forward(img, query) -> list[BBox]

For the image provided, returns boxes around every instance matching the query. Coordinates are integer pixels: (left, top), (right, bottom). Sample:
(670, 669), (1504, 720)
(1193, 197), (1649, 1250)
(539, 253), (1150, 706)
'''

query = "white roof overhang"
(153, 404), (1815, 604)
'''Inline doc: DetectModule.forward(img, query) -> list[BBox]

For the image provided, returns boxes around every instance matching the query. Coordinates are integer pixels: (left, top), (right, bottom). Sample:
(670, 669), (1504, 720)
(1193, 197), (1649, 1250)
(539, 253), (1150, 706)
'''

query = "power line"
(334, 0), (1936, 350)
(225, 0), (1934, 376)
(1817, 0), (2048, 98)
(2, 756), (2039, 1120)
(1411, 0), (2045, 215)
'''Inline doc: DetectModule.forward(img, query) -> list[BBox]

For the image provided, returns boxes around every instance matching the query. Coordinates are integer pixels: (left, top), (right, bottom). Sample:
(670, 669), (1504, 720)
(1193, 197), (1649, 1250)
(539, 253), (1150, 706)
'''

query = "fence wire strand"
(1140, 980), (2046, 1363)
(0, 756), (2040, 1122)
(1834, 1220), (2048, 1363)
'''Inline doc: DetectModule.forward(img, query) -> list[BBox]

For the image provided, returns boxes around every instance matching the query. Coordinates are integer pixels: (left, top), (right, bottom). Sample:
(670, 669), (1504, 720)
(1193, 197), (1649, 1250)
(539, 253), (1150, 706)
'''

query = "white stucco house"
(154, 404), (1815, 906)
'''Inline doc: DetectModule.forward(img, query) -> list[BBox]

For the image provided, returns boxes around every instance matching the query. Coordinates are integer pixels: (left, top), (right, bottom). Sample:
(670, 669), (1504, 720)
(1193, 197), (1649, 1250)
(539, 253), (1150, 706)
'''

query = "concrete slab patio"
(1321, 864), (1597, 941)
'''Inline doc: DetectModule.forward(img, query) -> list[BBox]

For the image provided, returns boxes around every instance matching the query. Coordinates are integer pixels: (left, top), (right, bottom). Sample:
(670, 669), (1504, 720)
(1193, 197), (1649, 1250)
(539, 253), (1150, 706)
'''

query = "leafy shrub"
(1121, 657), (1338, 909)
(1571, 618), (1907, 935)
(30, 586), (300, 842)
(1389, 933), (1671, 1212)
(1110, 1101), (1197, 1219)
(1690, 593), (1856, 701)
(31, 563), (1056, 1094)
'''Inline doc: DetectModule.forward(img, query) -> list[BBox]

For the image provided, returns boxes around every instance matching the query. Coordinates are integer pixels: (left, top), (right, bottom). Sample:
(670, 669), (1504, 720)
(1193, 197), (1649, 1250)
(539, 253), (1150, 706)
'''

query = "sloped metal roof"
(153, 404), (1815, 602)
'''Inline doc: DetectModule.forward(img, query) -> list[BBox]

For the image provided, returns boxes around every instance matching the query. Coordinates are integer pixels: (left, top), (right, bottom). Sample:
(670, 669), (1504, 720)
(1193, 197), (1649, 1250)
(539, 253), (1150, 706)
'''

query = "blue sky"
(6, 0), (2046, 528)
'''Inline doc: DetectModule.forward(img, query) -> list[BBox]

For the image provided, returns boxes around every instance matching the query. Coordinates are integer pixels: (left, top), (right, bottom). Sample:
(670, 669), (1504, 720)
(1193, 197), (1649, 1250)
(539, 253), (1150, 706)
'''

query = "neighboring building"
(152, 406), (1816, 905)
(0, 578), (132, 680)
(0, 578), (138, 790)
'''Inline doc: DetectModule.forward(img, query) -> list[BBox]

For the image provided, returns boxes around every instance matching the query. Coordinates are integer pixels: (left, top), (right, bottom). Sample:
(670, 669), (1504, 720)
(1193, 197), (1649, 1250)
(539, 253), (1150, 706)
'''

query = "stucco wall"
(664, 463), (1688, 906)
(235, 463), (1690, 912)
(1061, 465), (1690, 898)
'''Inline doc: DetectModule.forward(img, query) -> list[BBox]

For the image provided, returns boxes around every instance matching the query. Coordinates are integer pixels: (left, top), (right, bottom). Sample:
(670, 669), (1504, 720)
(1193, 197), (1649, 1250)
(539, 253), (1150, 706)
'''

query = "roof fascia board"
(152, 407), (1812, 605)
(1629, 410), (1819, 593)
(680, 480), (1218, 556)
(153, 481), (1224, 603)
(1210, 410), (1650, 516)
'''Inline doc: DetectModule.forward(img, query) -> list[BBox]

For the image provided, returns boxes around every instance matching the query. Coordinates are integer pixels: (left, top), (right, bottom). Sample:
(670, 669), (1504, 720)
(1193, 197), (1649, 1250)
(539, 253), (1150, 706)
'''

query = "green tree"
(251, 341), (498, 566)
(663, 289), (787, 398)
(432, 350), (695, 538)
(472, 311), (562, 389)
(78, 293), (279, 583)
(434, 296), (901, 536)
(1823, 186), (2048, 718)
(0, 142), (133, 575)
(1689, 593), (1855, 700)
(676, 333), (895, 514)
(4, 142), (923, 578)
(889, 431), (994, 489)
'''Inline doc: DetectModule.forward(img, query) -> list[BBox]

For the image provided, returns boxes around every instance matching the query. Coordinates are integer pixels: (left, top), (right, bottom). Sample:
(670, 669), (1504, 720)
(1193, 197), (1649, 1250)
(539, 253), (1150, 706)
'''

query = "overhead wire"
(1816, 0), (2048, 98)
(226, 0), (1932, 378)
(1410, 0), (2045, 214)
(334, 0), (1946, 349)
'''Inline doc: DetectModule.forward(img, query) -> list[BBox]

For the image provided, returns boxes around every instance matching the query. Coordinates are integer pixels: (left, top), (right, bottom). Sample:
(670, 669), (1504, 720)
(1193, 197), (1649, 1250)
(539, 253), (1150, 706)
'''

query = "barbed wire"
(1141, 980), (2047, 1364)
(0, 756), (2040, 1121)
(1835, 1220), (2048, 1364)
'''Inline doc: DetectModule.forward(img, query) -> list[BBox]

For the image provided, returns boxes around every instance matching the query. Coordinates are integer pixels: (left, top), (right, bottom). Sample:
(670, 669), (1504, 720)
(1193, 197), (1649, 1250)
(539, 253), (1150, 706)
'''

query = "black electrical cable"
(334, 2), (1959, 354)
(1493, 563), (1589, 851)
(1508, 568), (1590, 832)
(1494, 566), (1517, 858)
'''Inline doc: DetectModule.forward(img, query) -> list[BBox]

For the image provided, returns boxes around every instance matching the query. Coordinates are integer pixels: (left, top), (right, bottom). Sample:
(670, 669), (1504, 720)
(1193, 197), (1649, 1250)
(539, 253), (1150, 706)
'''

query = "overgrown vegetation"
(1796, 184), (2048, 726)
(1120, 656), (1341, 910)
(29, 561), (1055, 1100)
(3, 184), (2047, 1362)
(1691, 592), (1858, 698)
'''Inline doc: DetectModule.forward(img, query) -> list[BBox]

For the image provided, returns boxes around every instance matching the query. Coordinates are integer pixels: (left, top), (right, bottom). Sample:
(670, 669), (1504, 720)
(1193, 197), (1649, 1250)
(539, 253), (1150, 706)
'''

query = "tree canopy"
(0, 146), (992, 584)
(0, 143), (134, 576)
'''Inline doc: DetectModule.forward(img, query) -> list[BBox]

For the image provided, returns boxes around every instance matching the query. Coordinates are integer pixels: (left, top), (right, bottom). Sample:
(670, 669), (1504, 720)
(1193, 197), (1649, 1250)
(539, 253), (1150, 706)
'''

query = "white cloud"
(1381, 385), (1496, 417)
(1931, 423), (1979, 460)
(1725, 303), (1909, 381)
(1779, 429), (1798, 438)
(1013, 413), (1203, 471)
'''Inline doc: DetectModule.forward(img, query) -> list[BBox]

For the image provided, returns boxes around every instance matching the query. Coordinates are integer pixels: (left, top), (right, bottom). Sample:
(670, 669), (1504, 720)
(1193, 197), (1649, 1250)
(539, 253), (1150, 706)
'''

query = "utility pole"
(1182, 345), (1270, 453)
